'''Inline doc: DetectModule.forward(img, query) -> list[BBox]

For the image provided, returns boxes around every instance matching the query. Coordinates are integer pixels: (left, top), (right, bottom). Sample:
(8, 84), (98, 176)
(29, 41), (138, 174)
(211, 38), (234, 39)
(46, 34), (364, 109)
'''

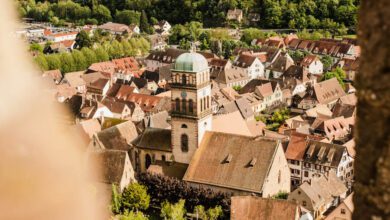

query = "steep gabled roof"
(314, 78), (346, 105)
(231, 196), (299, 220)
(184, 132), (280, 193)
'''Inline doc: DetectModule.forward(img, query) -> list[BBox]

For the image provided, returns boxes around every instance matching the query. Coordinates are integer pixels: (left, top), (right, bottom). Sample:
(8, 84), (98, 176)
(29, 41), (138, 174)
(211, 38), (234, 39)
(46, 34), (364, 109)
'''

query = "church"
(132, 50), (213, 173)
(132, 51), (290, 197)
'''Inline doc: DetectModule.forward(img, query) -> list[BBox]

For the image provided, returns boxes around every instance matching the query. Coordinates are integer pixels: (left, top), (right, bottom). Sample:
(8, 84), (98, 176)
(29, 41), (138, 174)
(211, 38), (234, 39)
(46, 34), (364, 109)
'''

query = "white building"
(233, 54), (265, 79)
(46, 31), (78, 43)
(300, 55), (324, 75)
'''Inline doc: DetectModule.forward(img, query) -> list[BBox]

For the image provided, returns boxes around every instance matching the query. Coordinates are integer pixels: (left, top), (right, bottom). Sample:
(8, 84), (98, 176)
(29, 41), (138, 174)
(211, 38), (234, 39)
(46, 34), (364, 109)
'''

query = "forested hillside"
(18, 0), (358, 30)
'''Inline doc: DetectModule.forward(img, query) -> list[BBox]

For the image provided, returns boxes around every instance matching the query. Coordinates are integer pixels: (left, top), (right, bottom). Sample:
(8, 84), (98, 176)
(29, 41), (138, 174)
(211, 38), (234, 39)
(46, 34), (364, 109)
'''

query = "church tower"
(170, 51), (212, 164)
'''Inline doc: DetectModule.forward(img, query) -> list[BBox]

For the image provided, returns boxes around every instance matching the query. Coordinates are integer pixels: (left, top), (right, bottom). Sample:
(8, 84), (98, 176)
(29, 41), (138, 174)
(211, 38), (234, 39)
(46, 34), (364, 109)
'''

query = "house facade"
(233, 54), (265, 79)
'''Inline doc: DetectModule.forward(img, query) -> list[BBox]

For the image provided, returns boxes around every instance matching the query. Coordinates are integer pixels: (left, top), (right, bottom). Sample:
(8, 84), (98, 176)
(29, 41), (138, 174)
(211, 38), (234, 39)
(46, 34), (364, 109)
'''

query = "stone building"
(170, 51), (213, 164)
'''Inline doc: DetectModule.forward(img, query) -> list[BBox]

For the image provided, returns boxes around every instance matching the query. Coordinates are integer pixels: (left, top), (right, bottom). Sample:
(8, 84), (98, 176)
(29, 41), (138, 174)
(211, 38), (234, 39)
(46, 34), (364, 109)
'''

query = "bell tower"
(170, 52), (212, 164)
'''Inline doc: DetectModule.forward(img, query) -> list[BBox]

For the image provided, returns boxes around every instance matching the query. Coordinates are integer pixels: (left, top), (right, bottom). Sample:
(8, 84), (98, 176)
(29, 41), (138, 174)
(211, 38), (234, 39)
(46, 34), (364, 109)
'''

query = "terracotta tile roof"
(289, 172), (347, 210)
(210, 58), (229, 67)
(300, 54), (320, 67)
(285, 132), (322, 160)
(212, 111), (253, 136)
(343, 139), (355, 158)
(88, 61), (116, 76)
(267, 53), (295, 72)
(234, 54), (258, 68)
(64, 71), (86, 87)
(254, 82), (273, 98)
(183, 132), (281, 193)
(239, 79), (279, 94)
(87, 78), (109, 91)
(314, 78), (346, 105)
(115, 85), (136, 100)
(43, 69), (62, 81)
(120, 93), (163, 112)
(112, 57), (141, 74)
(50, 31), (78, 38)
(101, 98), (128, 114)
(146, 48), (186, 63)
(215, 67), (249, 84)
(231, 196), (300, 220)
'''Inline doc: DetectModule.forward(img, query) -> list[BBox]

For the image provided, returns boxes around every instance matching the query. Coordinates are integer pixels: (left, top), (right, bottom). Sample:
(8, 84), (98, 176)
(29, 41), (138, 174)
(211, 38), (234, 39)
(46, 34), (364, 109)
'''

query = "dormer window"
(249, 158), (257, 167)
(224, 154), (233, 163)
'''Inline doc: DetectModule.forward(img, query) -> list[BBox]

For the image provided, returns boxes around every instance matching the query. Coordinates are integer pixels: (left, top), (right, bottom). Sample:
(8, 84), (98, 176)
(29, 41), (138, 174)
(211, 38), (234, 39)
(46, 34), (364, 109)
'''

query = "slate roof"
(231, 196), (299, 220)
(132, 127), (172, 152)
(183, 132), (281, 193)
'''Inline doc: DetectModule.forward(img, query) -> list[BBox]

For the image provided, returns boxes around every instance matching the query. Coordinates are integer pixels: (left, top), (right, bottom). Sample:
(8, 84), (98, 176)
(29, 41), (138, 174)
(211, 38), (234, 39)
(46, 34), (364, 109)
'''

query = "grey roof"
(147, 161), (188, 179)
(88, 150), (128, 184)
(184, 132), (280, 193)
(303, 140), (346, 167)
(132, 127), (172, 152)
(145, 110), (170, 129)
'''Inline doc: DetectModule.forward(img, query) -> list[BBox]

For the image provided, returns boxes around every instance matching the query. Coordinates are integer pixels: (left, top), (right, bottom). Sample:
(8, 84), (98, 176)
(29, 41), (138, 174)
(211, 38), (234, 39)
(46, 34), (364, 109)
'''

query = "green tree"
(115, 10), (141, 25)
(94, 46), (109, 62)
(92, 5), (112, 24)
(116, 211), (148, 220)
(34, 54), (48, 71)
(81, 47), (97, 66)
(46, 54), (61, 70)
(194, 205), (223, 220)
(111, 184), (121, 214)
(71, 49), (88, 71)
(29, 43), (43, 53)
(107, 40), (124, 59)
(75, 30), (92, 49)
(59, 53), (75, 73)
(272, 191), (289, 200)
(240, 28), (264, 45)
(321, 55), (333, 71)
(160, 199), (186, 220)
(121, 183), (150, 212)
(139, 10), (152, 34)
(322, 67), (346, 88)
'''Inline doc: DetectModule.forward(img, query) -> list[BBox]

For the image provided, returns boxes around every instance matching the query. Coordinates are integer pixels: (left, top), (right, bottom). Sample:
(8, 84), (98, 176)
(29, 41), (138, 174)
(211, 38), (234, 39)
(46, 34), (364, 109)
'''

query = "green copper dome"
(174, 52), (209, 72)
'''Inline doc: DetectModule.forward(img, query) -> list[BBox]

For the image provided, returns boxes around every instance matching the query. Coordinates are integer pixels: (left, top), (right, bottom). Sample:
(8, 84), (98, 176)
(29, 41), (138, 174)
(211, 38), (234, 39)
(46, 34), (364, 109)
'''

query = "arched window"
(181, 134), (189, 152)
(200, 98), (203, 112)
(189, 99), (194, 113)
(182, 74), (187, 84)
(162, 155), (166, 161)
(203, 97), (206, 111)
(182, 99), (187, 112)
(278, 170), (281, 184)
(145, 154), (152, 169)
(175, 98), (180, 112)
(181, 124), (187, 128)
(206, 96), (210, 109)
